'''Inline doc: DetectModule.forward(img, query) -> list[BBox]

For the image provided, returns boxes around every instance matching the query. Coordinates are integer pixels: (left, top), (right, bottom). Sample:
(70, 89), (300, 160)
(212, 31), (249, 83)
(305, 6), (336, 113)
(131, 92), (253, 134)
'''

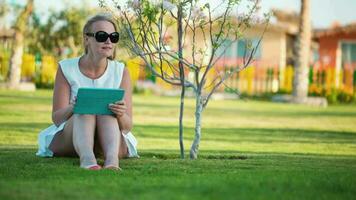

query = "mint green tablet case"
(73, 88), (125, 115)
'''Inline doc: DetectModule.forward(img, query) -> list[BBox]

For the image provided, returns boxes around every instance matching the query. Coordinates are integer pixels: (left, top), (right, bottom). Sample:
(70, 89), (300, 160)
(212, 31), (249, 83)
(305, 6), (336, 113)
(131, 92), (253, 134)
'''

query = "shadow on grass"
(0, 94), (51, 106)
(137, 149), (356, 160)
(133, 124), (356, 144)
(1, 146), (356, 161)
(204, 106), (356, 118)
(132, 101), (356, 118)
(134, 102), (180, 109)
(0, 122), (51, 133)
(1, 122), (356, 145)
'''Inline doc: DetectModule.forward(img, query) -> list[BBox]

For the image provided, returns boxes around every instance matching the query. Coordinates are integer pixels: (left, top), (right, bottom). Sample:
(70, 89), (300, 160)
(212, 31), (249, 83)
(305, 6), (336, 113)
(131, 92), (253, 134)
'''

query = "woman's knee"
(96, 115), (120, 133)
(72, 114), (96, 132)
(96, 115), (117, 124)
(73, 114), (96, 122)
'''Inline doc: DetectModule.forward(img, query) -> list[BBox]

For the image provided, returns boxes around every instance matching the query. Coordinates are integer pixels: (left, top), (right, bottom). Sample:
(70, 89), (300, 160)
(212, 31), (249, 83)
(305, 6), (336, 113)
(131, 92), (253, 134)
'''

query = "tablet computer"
(73, 88), (125, 115)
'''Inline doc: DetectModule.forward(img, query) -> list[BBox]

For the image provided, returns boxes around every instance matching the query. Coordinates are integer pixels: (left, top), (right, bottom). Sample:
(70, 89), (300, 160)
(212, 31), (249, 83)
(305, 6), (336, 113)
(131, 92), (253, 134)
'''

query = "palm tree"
(292, 0), (311, 101)
(7, 0), (34, 89)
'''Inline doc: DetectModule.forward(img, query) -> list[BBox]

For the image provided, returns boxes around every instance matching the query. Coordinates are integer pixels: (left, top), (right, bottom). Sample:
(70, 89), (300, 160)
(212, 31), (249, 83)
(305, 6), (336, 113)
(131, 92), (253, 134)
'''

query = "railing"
(222, 64), (356, 97)
(1, 54), (355, 100)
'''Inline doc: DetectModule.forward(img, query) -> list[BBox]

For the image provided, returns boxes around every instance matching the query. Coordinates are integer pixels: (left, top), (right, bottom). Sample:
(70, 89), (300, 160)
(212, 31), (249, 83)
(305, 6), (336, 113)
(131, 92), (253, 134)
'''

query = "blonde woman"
(36, 14), (138, 170)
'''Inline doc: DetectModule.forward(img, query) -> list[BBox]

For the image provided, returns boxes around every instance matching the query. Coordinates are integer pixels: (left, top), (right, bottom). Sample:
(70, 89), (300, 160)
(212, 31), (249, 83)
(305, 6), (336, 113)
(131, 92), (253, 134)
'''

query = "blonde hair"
(83, 14), (117, 60)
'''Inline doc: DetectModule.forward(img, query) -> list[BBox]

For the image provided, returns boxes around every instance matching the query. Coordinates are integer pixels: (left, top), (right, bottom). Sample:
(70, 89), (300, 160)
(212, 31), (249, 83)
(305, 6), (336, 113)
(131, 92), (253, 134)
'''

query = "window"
(237, 38), (261, 59)
(341, 42), (356, 65)
(216, 38), (234, 58)
(215, 38), (262, 59)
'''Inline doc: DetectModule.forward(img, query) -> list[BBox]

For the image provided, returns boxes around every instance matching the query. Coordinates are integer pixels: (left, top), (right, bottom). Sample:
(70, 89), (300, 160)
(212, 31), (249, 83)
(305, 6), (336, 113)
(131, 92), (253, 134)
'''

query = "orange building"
(314, 23), (356, 88)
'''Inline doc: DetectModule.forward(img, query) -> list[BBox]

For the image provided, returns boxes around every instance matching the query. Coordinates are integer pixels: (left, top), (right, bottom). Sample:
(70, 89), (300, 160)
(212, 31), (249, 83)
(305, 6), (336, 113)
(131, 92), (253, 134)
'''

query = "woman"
(36, 14), (138, 170)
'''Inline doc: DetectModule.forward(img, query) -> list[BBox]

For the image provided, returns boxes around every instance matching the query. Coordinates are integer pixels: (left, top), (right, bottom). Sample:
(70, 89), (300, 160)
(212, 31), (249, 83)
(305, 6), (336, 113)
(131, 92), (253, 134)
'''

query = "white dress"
(36, 56), (139, 158)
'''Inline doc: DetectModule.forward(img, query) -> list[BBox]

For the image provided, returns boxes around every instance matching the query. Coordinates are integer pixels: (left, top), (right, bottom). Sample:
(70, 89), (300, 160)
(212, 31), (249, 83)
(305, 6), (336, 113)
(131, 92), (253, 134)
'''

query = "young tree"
(7, 0), (34, 89)
(292, 0), (311, 102)
(100, 0), (268, 159)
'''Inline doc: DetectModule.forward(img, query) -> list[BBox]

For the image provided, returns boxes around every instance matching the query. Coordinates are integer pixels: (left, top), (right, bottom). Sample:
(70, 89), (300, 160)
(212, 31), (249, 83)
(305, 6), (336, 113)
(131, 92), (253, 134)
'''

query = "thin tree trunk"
(190, 94), (203, 159)
(177, 2), (185, 159)
(179, 85), (185, 159)
(8, 32), (24, 88)
(292, 0), (311, 101)
(7, 0), (34, 89)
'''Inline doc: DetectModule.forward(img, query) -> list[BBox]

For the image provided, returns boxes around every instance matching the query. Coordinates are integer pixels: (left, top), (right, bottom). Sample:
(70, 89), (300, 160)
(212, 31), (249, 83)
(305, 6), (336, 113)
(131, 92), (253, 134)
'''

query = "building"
(314, 23), (356, 89)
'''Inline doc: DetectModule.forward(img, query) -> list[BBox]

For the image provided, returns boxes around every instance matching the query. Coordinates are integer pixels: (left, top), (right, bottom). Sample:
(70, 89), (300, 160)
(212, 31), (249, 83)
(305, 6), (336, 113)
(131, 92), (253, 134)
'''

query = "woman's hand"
(109, 100), (127, 118)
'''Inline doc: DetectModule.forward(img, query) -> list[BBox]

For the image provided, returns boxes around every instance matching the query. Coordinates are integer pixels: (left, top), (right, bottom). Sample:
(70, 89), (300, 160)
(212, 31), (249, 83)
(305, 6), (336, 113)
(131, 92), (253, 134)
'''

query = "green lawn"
(0, 89), (356, 200)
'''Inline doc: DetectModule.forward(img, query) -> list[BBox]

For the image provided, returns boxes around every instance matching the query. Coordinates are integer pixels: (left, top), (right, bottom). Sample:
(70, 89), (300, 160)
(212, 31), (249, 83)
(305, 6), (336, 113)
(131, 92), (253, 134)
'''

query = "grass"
(0, 89), (356, 200)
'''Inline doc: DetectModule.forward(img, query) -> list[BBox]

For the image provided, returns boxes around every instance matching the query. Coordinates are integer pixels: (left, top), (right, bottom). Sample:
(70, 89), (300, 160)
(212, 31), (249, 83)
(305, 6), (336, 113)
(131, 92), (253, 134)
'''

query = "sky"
(3, 0), (356, 29)
(259, 0), (356, 28)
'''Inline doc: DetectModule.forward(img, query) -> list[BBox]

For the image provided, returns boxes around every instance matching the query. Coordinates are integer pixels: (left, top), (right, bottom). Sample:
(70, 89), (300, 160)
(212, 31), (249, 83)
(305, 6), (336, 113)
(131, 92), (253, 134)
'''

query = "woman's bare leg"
(49, 116), (77, 157)
(96, 115), (120, 168)
(118, 132), (129, 159)
(94, 131), (129, 159)
(49, 115), (128, 165)
(72, 114), (97, 168)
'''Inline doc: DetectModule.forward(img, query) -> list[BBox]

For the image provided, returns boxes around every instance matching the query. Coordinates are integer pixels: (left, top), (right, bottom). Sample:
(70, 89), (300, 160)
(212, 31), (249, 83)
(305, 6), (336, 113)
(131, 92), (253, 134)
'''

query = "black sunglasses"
(85, 31), (120, 43)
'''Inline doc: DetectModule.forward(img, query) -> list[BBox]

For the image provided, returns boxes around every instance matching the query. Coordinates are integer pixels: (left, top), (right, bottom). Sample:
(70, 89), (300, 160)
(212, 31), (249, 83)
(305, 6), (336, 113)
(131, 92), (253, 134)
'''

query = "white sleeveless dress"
(36, 56), (139, 158)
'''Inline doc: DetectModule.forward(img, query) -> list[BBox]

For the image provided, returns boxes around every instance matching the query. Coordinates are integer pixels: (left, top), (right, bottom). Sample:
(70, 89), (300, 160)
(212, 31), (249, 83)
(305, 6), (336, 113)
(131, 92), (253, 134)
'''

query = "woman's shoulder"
(58, 57), (80, 68)
(58, 57), (80, 78)
(110, 59), (125, 67)
(109, 59), (126, 73)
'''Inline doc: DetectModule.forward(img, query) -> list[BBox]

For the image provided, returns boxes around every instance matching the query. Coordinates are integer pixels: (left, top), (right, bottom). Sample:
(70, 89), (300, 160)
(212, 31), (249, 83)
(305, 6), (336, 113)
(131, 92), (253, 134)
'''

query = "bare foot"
(81, 164), (102, 170)
(103, 157), (121, 170)
(103, 164), (122, 171)
(80, 156), (99, 169)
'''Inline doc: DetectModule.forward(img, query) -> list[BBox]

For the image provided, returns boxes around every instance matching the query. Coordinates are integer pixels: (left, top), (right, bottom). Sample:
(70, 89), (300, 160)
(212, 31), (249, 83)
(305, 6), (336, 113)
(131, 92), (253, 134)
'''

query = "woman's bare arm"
(116, 67), (133, 134)
(52, 64), (74, 127)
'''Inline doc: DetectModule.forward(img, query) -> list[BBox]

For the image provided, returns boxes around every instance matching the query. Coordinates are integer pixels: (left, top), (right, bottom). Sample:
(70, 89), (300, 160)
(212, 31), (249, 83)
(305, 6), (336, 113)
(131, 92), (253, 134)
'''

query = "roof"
(272, 9), (299, 25)
(314, 22), (356, 38)
(0, 28), (14, 38)
(219, 15), (298, 35)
